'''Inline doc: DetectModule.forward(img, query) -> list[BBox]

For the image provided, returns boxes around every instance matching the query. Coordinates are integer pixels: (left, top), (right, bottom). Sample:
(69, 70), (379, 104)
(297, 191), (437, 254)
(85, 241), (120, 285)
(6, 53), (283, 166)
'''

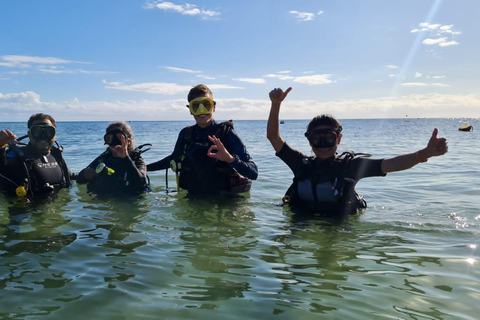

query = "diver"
(267, 87), (448, 219)
(147, 84), (258, 195)
(0, 113), (75, 200)
(76, 121), (150, 195)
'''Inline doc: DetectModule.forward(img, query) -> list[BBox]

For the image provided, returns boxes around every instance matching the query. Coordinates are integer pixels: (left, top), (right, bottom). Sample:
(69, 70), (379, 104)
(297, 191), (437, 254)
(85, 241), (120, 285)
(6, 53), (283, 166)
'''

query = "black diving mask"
(104, 129), (128, 146)
(305, 129), (339, 148)
(29, 125), (56, 141)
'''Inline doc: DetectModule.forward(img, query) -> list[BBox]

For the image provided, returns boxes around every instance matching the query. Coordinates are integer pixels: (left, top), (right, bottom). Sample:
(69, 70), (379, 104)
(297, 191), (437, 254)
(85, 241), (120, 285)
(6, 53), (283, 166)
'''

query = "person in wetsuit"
(76, 121), (148, 195)
(0, 113), (74, 199)
(147, 84), (258, 195)
(267, 87), (448, 219)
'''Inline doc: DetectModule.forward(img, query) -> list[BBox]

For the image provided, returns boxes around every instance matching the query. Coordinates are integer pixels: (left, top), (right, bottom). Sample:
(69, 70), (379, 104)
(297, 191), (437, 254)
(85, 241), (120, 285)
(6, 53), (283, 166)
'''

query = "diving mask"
(305, 129), (340, 149)
(187, 97), (216, 116)
(29, 125), (56, 141)
(104, 129), (128, 146)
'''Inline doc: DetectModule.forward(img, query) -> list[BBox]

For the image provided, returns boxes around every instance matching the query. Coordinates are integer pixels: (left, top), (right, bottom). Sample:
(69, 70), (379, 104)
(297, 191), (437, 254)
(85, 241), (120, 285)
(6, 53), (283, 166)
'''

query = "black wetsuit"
(77, 148), (148, 194)
(277, 142), (385, 217)
(147, 120), (258, 195)
(0, 144), (73, 196)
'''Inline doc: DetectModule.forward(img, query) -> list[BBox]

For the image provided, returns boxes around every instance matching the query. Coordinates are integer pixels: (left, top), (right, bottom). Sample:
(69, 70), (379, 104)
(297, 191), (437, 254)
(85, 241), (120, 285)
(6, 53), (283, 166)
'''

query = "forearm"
(230, 157), (258, 180)
(266, 102), (284, 152)
(381, 148), (430, 173)
(147, 155), (171, 171)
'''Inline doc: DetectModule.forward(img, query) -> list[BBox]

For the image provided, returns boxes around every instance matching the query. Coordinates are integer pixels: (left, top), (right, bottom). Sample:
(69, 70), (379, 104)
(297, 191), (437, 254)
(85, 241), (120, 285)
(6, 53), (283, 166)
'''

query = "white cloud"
(385, 65), (398, 69)
(0, 91), (49, 111)
(264, 73), (333, 85)
(2, 91), (479, 121)
(293, 74), (333, 85)
(289, 11), (315, 22)
(104, 80), (192, 95)
(317, 10), (324, 15)
(146, 1), (220, 19)
(264, 73), (295, 81)
(232, 78), (266, 84)
(422, 37), (447, 45)
(389, 74), (395, 78)
(415, 72), (422, 78)
(401, 82), (450, 87)
(165, 66), (202, 73)
(0, 55), (87, 68)
(439, 41), (459, 47)
(413, 23), (461, 47)
(208, 84), (244, 90)
(401, 82), (427, 87)
(37, 66), (116, 74)
(197, 75), (215, 80)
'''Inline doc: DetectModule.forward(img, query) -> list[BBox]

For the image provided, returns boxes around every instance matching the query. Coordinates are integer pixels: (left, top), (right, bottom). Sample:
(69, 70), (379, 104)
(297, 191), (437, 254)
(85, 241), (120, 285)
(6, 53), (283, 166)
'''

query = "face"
(104, 126), (130, 154)
(28, 119), (56, 154)
(308, 125), (342, 160)
(190, 93), (215, 128)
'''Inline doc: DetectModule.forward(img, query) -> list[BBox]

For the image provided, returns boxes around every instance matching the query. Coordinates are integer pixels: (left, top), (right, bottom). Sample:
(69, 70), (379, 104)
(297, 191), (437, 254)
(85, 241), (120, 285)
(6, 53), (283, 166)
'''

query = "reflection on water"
(0, 119), (479, 319)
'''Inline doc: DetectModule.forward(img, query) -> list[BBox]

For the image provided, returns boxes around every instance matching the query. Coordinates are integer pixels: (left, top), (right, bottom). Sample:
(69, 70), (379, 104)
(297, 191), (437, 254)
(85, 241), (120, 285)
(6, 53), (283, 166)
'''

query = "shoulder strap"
(50, 143), (71, 187)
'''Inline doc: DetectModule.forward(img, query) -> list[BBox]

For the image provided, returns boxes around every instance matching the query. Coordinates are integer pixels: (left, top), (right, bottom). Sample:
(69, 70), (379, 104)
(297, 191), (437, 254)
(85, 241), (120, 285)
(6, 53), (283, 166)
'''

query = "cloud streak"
(289, 10), (323, 22)
(145, 1), (221, 19)
(0, 55), (88, 68)
(103, 80), (243, 94)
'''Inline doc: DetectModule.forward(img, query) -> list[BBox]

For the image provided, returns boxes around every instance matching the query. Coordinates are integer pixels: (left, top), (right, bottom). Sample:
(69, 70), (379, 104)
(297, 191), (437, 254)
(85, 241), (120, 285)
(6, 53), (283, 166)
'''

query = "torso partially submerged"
(148, 120), (258, 195)
(0, 143), (72, 197)
(277, 143), (385, 218)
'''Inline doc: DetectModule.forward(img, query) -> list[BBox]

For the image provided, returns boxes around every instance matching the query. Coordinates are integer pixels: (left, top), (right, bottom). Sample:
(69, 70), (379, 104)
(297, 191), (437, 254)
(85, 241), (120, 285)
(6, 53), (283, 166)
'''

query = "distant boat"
(459, 124), (473, 131)
(280, 120), (285, 124)
(405, 115), (410, 122)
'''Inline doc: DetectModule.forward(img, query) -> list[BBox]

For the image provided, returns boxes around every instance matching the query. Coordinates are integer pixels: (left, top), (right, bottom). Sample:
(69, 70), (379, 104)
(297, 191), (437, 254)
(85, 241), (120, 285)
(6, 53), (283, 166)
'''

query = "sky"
(1, 0), (479, 122)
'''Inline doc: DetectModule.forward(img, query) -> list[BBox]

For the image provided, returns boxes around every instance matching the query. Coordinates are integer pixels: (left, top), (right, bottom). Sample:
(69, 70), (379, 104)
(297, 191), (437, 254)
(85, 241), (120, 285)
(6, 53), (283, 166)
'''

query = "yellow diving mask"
(187, 97), (216, 116)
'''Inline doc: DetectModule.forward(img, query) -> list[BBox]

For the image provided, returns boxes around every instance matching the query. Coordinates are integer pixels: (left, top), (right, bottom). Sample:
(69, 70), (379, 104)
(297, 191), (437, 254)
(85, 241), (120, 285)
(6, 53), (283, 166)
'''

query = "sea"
(0, 118), (479, 320)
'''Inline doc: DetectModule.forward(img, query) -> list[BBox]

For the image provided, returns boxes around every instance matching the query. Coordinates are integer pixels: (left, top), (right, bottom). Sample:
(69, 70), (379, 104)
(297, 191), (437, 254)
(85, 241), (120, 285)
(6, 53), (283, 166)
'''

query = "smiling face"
(28, 119), (56, 155)
(190, 92), (216, 128)
(308, 125), (342, 161)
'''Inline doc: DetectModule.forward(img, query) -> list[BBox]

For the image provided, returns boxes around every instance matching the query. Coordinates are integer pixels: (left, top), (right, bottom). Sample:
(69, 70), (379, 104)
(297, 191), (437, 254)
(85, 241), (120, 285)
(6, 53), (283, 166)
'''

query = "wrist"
(416, 150), (428, 163)
(228, 154), (240, 166)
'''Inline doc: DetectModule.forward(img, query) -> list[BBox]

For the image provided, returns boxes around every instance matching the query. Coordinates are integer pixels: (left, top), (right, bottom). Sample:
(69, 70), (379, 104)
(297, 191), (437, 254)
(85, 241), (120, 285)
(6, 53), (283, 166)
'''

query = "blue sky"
(1, 0), (479, 121)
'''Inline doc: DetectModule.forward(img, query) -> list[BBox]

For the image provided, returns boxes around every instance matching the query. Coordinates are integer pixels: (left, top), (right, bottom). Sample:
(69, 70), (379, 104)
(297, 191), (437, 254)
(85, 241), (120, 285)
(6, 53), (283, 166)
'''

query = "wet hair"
(106, 121), (135, 152)
(28, 113), (57, 128)
(188, 84), (213, 102)
(305, 114), (343, 136)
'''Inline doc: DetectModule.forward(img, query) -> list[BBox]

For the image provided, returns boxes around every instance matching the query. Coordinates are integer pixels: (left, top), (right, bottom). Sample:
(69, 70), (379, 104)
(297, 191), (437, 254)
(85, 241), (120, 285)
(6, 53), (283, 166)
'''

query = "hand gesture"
(269, 87), (292, 104)
(110, 134), (128, 158)
(0, 129), (16, 147)
(425, 128), (448, 158)
(207, 135), (233, 163)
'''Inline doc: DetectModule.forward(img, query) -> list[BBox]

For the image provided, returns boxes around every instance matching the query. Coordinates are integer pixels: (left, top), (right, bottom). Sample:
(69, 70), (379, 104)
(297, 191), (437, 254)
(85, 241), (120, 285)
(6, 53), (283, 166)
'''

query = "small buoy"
(459, 125), (473, 132)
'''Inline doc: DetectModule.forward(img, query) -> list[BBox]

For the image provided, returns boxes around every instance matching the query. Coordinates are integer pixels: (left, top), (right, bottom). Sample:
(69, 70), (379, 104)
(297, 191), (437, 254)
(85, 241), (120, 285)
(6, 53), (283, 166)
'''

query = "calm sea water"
(0, 118), (479, 320)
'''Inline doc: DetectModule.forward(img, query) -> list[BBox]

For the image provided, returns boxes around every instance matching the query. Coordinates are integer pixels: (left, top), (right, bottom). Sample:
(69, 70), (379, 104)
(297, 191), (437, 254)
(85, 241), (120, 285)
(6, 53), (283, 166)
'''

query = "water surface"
(0, 118), (479, 319)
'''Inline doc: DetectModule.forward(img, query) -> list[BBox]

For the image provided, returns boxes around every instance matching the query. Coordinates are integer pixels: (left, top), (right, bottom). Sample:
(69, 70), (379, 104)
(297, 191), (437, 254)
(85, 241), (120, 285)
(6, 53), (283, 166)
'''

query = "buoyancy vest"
(86, 145), (150, 194)
(1, 142), (71, 198)
(283, 151), (369, 216)
(172, 120), (252, 194)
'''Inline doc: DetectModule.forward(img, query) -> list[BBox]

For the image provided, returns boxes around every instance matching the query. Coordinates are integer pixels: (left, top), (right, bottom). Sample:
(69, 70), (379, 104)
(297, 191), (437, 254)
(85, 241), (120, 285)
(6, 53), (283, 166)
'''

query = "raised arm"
(381, 128), (448, 174)
(267, 87), (292, 153)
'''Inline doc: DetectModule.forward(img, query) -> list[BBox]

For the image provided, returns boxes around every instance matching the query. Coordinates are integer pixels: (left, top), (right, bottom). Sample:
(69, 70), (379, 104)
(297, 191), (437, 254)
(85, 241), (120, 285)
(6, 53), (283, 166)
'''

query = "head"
(104, 121), (134, 152)
(27, 113), (57, 154)
(305, 114), (343, 160)
(187, 84), (216, 128)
